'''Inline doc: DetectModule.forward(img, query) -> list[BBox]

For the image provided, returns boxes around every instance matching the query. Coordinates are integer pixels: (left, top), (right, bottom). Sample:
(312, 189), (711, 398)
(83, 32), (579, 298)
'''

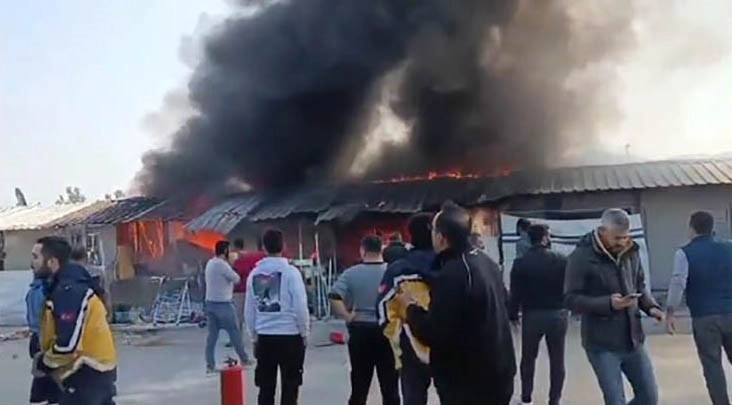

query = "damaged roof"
(78, 197), (167, 225)
(189, 157), (732, 233)
(186, 194), (263, 234)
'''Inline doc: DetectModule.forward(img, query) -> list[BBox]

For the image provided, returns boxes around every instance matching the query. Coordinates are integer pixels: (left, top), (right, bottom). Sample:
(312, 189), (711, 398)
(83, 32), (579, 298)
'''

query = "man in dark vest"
(667, 211), (732, 405)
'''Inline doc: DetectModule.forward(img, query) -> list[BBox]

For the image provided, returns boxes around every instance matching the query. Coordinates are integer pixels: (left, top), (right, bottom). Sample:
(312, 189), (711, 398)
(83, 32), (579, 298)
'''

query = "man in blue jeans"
(565, 209), (664, 405)
(204, 240), (252, 373)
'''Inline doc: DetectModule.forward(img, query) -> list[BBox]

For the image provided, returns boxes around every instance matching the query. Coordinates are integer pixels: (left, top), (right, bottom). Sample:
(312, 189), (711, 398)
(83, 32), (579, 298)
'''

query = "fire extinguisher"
(220, 357), (246, 405)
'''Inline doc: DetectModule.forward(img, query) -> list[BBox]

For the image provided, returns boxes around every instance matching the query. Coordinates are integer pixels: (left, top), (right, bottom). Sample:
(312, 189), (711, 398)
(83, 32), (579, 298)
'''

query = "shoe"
(241, 358), (256, 367)
(206, 368), (218, 376)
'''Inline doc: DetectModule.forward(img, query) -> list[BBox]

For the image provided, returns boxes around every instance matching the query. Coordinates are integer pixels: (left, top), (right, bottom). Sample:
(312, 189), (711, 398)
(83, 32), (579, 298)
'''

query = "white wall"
(641, 185), (732, 290)
(3, 229), (57, 271)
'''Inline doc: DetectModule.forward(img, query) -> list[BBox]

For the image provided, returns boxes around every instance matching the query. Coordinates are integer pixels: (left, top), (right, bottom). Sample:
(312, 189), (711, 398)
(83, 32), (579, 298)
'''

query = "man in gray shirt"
(329, 235), (399, 405)
(204, 240), (251, 373)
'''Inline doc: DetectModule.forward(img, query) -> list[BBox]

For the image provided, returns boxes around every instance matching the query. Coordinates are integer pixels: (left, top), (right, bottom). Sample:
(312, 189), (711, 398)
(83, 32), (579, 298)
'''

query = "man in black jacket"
(400, 202), (516, 405)
(378, 213), (435, 405)
(509, 224), (568, 405)
(565, 208), (663, 405)
(383, 233), (409, 264)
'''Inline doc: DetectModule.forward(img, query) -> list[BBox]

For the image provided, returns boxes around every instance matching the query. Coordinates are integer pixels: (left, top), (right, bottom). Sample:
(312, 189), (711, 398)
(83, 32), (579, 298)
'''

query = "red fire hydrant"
(221, 357), (246, 405)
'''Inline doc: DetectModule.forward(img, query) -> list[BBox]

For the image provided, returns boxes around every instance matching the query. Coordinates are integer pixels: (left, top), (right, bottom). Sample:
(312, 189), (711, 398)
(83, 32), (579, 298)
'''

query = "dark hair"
(690, 211), (714, 235)
(70, 245), (87, 262)
(528, 224), (550, 245)
(361, 235), (383, 254)
(516, 218), (531, 234)
(261, 228), (284, 254)
(408, 213), (433, 250)
(388, 232), (402, 243)
(36, 236), (72, 266)
(214, 240), (230, 257)
(233, 238), (244, 249)
(434, 201), (471, 250)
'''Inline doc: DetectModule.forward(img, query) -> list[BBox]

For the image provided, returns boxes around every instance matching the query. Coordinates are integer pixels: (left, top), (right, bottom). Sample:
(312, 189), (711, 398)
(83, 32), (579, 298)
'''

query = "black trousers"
(29, 333), (62, 404)
(520, 310), (568, 405)
(255, 335), (306, 405)
(347, 324), (400, 405)
(59, 366), (117, 405)
(400, 359), (431, 405)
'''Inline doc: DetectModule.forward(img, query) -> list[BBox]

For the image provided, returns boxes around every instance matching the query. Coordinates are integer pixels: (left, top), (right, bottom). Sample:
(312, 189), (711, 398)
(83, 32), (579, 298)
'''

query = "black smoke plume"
(136, 0), (634, 198)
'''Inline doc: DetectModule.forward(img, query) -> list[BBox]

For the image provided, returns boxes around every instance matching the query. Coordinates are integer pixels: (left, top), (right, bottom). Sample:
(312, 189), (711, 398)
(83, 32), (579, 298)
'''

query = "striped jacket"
(36, 263), (117, 383)
(377, 250), (434, 369)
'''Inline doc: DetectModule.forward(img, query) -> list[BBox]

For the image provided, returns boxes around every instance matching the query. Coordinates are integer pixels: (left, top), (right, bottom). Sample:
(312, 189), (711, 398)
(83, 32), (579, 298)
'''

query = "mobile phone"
(626, 293), (643, 298)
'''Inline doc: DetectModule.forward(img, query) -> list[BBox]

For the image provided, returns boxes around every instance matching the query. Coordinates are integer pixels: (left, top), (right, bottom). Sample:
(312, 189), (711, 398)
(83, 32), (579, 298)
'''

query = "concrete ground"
(0, 319), (729, 404)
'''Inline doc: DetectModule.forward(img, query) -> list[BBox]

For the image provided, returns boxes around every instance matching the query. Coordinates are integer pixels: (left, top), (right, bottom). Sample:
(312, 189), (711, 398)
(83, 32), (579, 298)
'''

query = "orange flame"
(372, 168), (513, 184)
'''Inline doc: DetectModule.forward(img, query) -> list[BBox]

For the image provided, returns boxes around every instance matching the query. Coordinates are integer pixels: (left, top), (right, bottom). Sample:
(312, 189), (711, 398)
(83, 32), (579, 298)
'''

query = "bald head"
(599, 208), (631, 253)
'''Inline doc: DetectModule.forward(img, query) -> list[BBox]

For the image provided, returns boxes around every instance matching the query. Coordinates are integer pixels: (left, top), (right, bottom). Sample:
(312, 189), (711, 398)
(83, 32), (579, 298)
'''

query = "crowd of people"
(22, 201), (732, 405)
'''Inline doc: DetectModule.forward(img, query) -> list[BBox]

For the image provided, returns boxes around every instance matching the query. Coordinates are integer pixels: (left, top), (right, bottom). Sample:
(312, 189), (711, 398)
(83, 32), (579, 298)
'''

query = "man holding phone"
(565, 208), (664, 405)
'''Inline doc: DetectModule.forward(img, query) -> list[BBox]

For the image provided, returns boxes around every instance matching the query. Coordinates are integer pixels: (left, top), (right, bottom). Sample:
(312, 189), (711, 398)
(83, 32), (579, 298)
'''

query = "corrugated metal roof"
(187, 157), (732, 230)
(124, 199), (189, 222)
(246, 187), (338, 222)
(186, 194), (262, 234)
(0, 202), (96, 231)
(315, 204), (365, 224)
(47, 200), (116, 227)
(80, 197), (164, 225)
(479, 158), (732, 201)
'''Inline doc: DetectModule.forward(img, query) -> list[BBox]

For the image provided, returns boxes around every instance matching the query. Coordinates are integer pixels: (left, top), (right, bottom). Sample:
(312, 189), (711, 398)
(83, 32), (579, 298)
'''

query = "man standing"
(516, 218), (532, 259)
(27, 241), (62, 405)
(565, 208), (664, 405)
(204, 240), (251, 373)
(230, 239), (264, 345)
(378, 214), (434, 405)
(245, 229), (309, 405)
(383, 233), (409, 264)
(666, 211), (732, 405)
(70, 246), (111, 321)
(31, 236), (117, 404)
(330, 235), (399, 405)
(509, 224), (568, 405)
(401, 202), (516, 405)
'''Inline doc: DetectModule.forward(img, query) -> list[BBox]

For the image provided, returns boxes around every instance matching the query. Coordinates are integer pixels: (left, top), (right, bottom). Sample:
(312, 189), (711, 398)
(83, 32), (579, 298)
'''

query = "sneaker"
(205, 367), (218, 376)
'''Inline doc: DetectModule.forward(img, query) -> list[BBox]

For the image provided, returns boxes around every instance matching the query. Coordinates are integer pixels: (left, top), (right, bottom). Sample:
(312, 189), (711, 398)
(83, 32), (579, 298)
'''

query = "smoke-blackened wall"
(136, 0), (634, 199)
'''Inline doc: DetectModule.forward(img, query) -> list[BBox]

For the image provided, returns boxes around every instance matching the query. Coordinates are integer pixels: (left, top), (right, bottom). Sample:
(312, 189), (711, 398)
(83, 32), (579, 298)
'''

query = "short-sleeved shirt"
(329, 262), (387, 324)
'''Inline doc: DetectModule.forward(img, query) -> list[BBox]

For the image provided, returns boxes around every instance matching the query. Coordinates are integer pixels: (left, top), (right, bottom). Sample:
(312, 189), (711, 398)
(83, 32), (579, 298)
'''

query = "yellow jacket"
(38, 264), (117, 383)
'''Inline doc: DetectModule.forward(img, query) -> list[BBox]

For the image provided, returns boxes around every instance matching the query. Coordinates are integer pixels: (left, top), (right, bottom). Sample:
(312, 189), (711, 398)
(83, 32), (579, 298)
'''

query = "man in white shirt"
(205, 240), (252, 373)
(245, 229), (309, 405)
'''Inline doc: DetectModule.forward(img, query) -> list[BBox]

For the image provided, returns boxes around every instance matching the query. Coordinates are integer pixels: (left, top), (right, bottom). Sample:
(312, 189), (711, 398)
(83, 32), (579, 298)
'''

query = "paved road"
(0, 320), (729, 404)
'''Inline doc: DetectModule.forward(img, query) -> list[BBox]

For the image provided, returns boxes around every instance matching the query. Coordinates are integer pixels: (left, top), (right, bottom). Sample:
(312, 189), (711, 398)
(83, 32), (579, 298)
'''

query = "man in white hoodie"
(245, 229), (309, 405)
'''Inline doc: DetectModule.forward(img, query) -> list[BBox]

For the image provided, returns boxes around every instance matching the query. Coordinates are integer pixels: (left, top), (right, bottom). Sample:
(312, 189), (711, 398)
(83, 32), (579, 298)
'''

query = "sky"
(0, 0), (228, 206)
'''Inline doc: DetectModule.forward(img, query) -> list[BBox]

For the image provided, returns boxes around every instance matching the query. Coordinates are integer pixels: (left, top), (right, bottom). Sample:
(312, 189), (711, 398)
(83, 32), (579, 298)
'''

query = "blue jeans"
(205, 301), (250, 369)
(585, 346), (658, 405)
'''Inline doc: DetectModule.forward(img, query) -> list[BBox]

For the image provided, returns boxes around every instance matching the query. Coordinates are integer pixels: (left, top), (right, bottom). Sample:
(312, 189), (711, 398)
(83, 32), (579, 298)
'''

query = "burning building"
(130, 0), (732, 302)
(187, 157), (732, 295)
